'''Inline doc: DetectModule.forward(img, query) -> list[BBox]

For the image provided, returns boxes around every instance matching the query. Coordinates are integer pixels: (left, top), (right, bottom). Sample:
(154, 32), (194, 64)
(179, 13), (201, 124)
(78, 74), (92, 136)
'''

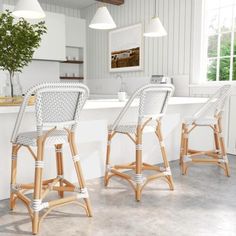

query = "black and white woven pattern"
(37, 92), (80, 124)
(35, 89), (86, 127)
(139, 89), (168, 120)
(108, 123), (156, 134)
(16, 130), (68, 146)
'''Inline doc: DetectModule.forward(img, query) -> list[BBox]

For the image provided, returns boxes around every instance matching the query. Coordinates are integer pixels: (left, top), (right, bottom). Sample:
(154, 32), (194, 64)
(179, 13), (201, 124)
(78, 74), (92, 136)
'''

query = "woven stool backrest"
(193, 85), (231, 121)
(11, 83), (89, 142)
(138, 85), (174, 120)
(111, 84), (174, 130)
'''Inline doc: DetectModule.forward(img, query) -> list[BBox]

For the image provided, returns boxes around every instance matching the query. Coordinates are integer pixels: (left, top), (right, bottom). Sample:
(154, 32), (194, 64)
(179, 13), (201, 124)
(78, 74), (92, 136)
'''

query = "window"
(205, 0), (236, 82)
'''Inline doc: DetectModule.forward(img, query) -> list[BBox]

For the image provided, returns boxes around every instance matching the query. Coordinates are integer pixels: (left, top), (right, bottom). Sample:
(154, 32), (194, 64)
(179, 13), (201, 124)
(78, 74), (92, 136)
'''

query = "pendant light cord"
(154, 0), (157, 17)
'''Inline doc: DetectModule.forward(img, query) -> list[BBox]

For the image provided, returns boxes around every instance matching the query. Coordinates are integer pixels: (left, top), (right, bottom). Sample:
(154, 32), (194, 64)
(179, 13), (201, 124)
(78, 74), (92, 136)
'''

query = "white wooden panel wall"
(1, 0), (80, 17)
(81, 0), (193, 80)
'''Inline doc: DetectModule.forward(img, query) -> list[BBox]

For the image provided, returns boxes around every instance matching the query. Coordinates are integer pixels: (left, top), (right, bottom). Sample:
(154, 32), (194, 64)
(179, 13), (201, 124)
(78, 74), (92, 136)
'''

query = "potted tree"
(0, 10), (46, 103)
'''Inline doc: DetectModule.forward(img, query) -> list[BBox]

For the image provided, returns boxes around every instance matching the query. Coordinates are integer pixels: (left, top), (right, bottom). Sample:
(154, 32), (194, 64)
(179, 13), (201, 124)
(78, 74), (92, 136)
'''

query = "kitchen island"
(0, 97), (211, 200)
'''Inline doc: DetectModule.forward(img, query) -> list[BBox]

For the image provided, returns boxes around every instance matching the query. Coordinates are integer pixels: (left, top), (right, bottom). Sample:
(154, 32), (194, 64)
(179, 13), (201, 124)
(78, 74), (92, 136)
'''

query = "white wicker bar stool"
(10, 83), (92, 235)
(180, 85), (231, 176)
(104, 84), (175, 201)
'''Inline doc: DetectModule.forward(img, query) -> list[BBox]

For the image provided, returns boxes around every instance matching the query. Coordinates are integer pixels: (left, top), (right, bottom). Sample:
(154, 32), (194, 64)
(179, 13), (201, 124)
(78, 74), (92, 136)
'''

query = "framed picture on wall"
(109, 24), (143, 72)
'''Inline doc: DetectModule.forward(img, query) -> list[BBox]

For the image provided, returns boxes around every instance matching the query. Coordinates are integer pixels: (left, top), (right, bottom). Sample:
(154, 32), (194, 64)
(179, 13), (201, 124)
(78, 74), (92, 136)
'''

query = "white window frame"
(190, 0), (236, 84)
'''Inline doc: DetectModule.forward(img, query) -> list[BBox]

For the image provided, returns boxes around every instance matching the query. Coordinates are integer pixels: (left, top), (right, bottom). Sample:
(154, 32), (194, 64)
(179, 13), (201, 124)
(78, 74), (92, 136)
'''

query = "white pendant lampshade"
(144, 16), (167, 37)
(13, 0), (46, 19)
(89, 6), (116, 30)
(144, 0), (167, 38)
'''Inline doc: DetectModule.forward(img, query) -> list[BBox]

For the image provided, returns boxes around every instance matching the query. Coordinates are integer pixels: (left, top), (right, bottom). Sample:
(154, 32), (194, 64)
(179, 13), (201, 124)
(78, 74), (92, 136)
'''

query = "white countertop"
(0, 97), (208, 114)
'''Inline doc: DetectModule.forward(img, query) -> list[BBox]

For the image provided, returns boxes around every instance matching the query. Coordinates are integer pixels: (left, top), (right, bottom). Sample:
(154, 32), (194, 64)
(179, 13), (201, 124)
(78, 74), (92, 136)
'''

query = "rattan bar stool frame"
(10, 83), (92, 235)
(104, 84), (175, 201)
(179, 85), (231, 176)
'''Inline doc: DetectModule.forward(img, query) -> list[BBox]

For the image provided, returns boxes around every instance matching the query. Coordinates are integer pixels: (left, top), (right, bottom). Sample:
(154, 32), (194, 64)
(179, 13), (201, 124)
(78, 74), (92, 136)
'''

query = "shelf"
(60, 46), (85, 80)
(60, 76), (84, 80)
(62, 60), (84, 64)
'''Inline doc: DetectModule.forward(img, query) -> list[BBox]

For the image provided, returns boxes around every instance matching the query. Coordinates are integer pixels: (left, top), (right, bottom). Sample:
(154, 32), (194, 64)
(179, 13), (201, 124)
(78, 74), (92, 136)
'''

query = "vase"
(0, 73), (23, 104)
(118, 91), (127, 102)
(5, 72), (23, 97)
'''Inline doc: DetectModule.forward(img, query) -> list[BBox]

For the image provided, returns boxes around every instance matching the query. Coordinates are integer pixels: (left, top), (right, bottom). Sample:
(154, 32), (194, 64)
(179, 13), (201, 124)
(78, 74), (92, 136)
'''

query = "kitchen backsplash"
(86, 74), (190, 97)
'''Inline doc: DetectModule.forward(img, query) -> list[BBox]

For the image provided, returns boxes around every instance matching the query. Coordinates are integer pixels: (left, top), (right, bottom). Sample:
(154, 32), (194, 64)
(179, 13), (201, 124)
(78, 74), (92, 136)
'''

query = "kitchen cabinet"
(3, 4), (66, 61)
(33, 12), (66, 61)
(65, 16), (86, 48)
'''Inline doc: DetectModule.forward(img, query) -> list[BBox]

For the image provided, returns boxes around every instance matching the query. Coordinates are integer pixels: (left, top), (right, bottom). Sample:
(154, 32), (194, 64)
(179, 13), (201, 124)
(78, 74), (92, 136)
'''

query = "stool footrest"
(191, 158), (227, 163)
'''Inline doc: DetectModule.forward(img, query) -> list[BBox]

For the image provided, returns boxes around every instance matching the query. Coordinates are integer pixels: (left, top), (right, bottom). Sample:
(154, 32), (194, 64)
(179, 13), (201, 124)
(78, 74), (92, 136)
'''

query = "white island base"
(0, 97), (211, 200)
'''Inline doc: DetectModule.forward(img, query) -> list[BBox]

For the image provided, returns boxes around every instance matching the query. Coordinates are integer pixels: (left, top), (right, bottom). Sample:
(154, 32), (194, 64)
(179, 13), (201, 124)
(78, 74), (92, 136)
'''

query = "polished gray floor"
(0, 156), (236, 236)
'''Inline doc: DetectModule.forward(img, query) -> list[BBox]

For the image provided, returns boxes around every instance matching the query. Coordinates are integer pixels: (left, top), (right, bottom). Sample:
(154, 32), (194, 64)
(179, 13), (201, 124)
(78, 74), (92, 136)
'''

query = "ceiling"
(39, 0), (96, 9)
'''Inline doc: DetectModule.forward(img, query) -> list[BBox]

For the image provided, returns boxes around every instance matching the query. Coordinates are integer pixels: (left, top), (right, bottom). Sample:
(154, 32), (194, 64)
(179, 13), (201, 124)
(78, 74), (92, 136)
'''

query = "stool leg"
(179, 123), (185, 165)
(213, 124), (220, 154)
(104, 132), (112, 187)
(55, 144), (64, 198)
(32, 138), (44, 235)
(156, 122), (174, 190)
(181, 124), (189, 175)
(10, 144), (19, 210)
(217, 120), (230, 177)
(69, 132), (93, 217)
(135, 125), (143, 202)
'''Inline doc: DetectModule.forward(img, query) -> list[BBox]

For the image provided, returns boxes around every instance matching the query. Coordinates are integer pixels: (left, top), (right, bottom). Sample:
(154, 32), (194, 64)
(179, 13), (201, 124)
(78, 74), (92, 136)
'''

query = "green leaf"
(0, 10), (47, 75)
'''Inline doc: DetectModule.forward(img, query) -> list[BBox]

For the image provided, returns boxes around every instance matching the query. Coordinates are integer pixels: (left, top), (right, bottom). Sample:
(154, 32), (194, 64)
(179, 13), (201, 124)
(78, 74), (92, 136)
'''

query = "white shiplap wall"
(81, 0), (193, 84)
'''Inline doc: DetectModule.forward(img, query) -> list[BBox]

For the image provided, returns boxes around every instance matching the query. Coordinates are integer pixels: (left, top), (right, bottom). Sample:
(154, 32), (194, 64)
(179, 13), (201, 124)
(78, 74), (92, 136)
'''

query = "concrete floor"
(0, 156), (236, 236)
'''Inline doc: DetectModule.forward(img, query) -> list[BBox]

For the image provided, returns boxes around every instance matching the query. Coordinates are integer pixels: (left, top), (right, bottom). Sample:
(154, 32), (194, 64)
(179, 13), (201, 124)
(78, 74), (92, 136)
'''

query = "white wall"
(81, 0), (193, 96)
(0, 61), (60, 94)
(0, 0), (81, 93)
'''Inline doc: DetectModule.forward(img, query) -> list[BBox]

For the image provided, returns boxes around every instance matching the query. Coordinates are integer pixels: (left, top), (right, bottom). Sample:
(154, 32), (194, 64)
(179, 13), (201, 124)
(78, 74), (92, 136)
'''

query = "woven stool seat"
(108, 123), (156, 134)
(184, 116), (217, 126)
(15, 130), (68, 146)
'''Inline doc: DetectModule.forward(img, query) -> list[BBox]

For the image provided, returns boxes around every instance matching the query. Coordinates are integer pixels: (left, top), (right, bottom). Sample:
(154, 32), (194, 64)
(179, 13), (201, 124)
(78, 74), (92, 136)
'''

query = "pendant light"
(89, 6), (116, 30)
(13, 0), (46, 19)
(144, 0), (167, 37)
